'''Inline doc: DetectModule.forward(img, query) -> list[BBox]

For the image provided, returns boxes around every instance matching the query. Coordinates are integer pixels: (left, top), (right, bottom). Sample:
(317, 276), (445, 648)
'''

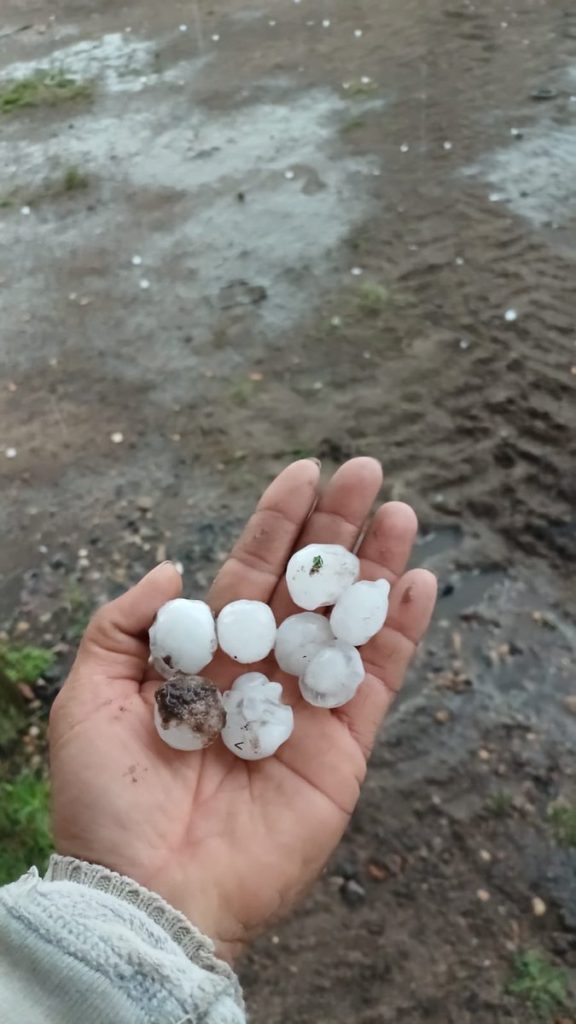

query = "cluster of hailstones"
(150, 544), (390, 761)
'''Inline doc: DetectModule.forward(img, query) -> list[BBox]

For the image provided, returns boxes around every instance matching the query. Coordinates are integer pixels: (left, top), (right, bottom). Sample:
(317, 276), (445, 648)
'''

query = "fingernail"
(308, 457), (322, 468)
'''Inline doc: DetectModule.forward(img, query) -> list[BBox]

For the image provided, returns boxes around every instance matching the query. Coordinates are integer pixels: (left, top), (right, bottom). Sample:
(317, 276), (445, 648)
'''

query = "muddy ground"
(1, 0), (576, 1020)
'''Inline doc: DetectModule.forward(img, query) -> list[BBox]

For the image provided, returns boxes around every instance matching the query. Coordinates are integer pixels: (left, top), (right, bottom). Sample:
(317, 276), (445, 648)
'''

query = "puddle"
(437, 567), (506, 617)
(414, 525), (463, 560)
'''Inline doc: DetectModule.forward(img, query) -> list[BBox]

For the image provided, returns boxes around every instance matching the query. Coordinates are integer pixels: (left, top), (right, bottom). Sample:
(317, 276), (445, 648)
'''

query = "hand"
(49, 458), (436, 962)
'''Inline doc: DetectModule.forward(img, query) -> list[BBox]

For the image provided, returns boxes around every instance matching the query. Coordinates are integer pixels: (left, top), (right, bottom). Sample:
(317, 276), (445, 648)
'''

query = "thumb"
(79, 562), (183, 680)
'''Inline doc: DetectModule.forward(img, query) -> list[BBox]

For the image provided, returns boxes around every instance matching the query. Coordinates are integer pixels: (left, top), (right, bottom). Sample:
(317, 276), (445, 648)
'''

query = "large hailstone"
(222, 673), (294, 760)
(299, 640), (365, 709)
(286, 544), (360, 610)
(154, 675), (225, 751)
(330, 578), (390, 646)
(216, 600), (277, 663)
(149, 599), (217, 678)
(275, 612), (333, 676)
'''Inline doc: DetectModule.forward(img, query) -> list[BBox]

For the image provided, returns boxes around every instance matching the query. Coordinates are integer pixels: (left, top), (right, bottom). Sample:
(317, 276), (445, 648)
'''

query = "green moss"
(0, 71), (93, 114)
(549, 803), (576, 848)
(355, 281), (390, 315)
(507, 950), (568, 1020)
(0, 773), (52, 884)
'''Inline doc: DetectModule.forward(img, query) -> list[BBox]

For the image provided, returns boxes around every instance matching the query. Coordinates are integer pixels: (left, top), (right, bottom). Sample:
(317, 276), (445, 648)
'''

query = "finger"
(337, 568), (437, 758)
(357, 501), (418, 583)
(79, 561), (183, 682)
(271, 457), (383, 621)
(208, 459), (320, 614)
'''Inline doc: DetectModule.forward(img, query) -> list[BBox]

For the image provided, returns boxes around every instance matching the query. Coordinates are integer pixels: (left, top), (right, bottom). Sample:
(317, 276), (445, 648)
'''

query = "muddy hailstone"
(149, 598), (217, 678)
(222, 673), (294, 760)
(275, 612), (333, 676)
(217, 600), (277, 662)
(286, 543), (360, 610)
(299, 640), (364, 708)
(330, 578), (390, 646)
(154, 675), (225, 751)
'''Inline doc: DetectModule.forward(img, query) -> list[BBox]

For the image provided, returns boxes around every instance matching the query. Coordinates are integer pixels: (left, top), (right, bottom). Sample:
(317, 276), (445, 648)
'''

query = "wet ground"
(1, 0), (576, 1020)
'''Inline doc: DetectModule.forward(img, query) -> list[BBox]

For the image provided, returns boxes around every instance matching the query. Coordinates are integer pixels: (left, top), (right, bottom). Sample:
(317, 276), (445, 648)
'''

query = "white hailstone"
(275, 612), (333, 676)
(149, 598), (217, 677)
(504, 308), (518, 322)
(330, 578), (390, 646)
(216, 600), (277, 662)
(299, 640), (365, 708)
(154, 675), (225, 751)
(221, 673), (294, 760)
(286, 543), (360, 610)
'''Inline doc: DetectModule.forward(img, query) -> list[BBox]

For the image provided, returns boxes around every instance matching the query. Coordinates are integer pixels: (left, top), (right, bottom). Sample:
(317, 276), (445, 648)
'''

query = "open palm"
(49, 458), (436, 961)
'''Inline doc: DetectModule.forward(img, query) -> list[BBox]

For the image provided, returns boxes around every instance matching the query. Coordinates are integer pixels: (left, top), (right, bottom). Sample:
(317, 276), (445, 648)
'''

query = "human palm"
(50, 458), (436, 961)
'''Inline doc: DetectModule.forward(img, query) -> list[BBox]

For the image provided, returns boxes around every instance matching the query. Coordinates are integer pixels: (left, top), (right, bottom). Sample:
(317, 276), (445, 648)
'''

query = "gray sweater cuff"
(45, 854), (242, 1002)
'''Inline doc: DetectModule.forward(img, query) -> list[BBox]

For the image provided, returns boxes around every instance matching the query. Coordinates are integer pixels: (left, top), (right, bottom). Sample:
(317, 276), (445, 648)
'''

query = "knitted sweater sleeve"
(0, 855), (245, 1024)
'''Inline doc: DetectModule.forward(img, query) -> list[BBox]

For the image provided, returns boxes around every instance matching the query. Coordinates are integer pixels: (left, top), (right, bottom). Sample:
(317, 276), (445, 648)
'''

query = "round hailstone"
(154, 675), (225, 751)
(299, 640), (365, 708)
(222, 673), (294, 760)
(217, 600), (277, 662)
(330, 578), (390, 646)
(286, 544), (360, 611)
(149, 598), (217, 678)
(275, 612), (333, 676)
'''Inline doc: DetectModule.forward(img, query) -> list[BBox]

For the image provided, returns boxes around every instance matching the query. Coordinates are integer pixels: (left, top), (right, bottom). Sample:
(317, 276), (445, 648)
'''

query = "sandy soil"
(1, 0), (575, 1020)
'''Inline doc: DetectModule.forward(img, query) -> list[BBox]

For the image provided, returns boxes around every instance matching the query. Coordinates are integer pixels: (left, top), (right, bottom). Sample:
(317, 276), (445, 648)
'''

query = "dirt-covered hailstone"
(154, 675), (225, 751)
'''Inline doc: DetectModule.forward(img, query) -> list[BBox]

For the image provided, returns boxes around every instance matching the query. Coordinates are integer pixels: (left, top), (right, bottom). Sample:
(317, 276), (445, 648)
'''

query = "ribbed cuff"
(44, 855), (243, 1005)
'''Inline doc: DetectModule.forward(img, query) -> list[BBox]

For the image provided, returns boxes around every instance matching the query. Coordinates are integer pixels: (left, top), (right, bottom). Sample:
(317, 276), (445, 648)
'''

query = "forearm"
(0, 856), (245, 1024)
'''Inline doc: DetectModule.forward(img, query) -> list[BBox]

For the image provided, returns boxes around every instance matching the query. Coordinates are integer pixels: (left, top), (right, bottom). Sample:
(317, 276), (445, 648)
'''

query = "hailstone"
(221, 673), (294, 760)
(154, 675), (225, 751)
(275, 612), (333, 676)
(216, 600), (277, 662)
(299, 640), (365, 708)
(286, 544), (360, 610)
(330, 578), (390, 646)
(149, 599), (217, 678)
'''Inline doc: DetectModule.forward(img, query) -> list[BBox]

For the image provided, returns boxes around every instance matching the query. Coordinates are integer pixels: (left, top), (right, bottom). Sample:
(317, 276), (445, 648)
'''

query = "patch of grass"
(0, 773), (52, 884)
(64, 582), (93, 641)
(355, 281), (390, 315)
(0, 70), (93, 114)
(507, 951), (568, 1020)
(485, 789), (514, 818)
(61, 165), (89, 192)
(549, 803), (576, 848)
(341, 117), (366, 135)
(228, 379), (258, 406)
(0, 645), (54, 685)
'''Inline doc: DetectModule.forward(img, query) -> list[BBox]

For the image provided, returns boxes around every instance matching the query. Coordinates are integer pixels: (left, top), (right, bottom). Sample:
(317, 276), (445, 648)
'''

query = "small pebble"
(459, 338), (470, 350)
(284, 169), (295, 180)
(322, 19), (331, 27)
(455, 256), (465, 265)
(131, 255), (143, 266)
(477, 889), (491, 903)
(400, 143), (410, 153)
(361, 76), (371, 84)
(340, 879), (366, 907)
(504, 308), (518, 322)
(268, 20), (276, 26)
(331, 316), (342, 327)
(110, 431), (124, 444)
(139, 279), (150, 290)
(479, 849), (492, 863)
(354, 29), (363, 38)
(351, 266), (363, 276)
(443, 140), (453, 150)
(179, 24), (188, 32)
(20, 206), (31, 216)
(211, 34), (220, 42)
(532, 896), (547, 917)
(5, 447), (17, 459)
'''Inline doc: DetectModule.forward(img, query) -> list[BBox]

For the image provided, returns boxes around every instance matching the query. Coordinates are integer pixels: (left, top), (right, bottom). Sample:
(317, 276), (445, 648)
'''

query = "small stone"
(5, 447), (17, 459)
(504, 308), (518, 322)
(478, 748), (491, 761)
(354, 29), (363, 38)
(361, 75), (371, 84)
(477, 889), (491, 903)
(563, 696), (576, 716)
(532, 896), (546, 917)
(330, 316), (342, 327)
(20, 206), (31, 216)
(340, 879), (366, 907)
(351, 266), (363, 276)
(400, 143), (410, 153)
(268, 20), (276, 26)
(479, 849), (492, 863)
(110, 432), (124, 444)
(139, 278), (150, 290)
(131, 255), (143, 266)
(28, 725), (40, 738)
(136, 495), (155, 511)
(211, 34), (220, 42)
(367, 862), (387, 881)
(435, 709), (450, 724)
(14, 621), (30, 636)
(179, 24), (188, 32)
(284, 169), (295, 180)
(322, 19), (331, 27)
(443, 141), (453, 150)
